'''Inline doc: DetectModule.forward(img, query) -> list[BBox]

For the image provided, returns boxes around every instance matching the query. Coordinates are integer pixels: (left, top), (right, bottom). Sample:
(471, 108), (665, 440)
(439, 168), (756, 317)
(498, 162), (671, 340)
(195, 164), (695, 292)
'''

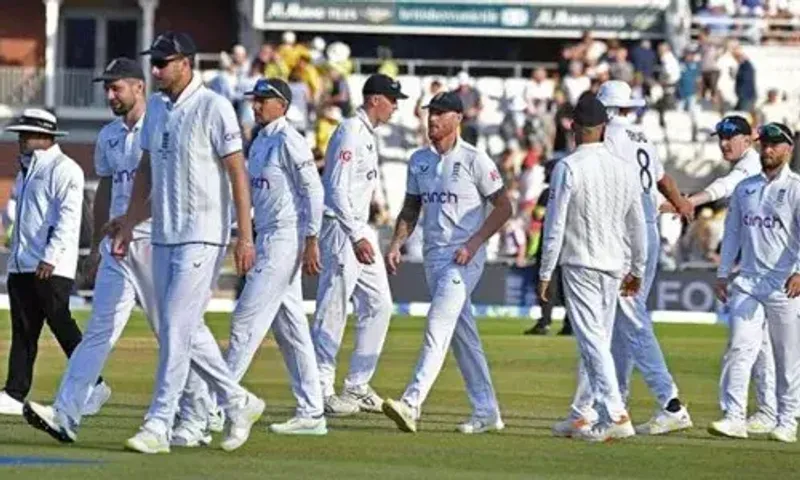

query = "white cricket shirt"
(718, 164), (800, 284)
(247, 116), (323, 236)
(406, 139), (504, 262)
(321, 108), (379, 244)
(604, 115), (664, 224)
(539, 143), (647, 280)
(95, 116), (151, 238)
(140, 74), (243, 246)
(704, 147), (761, 203)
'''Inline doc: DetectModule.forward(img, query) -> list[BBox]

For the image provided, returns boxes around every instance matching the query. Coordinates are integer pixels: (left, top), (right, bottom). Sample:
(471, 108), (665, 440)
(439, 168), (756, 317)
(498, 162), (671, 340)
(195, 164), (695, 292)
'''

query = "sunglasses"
(714, 119), (746, 139)
(151, 56), (182, 69)
(759, 123), (794, 145)
(251, 82), (288, 102)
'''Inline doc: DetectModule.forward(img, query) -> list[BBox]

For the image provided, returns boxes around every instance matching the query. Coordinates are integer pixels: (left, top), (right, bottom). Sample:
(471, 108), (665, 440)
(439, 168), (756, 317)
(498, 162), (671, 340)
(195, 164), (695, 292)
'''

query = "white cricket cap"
(596, 80), (646, 108)
(4, 108), (68, 136)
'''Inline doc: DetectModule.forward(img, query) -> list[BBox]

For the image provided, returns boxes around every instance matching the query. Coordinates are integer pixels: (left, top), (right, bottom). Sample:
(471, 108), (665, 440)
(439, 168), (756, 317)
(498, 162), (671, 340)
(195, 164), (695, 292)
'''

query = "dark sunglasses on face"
(151, 56), (181, 69)
(759, 123), (794, 146)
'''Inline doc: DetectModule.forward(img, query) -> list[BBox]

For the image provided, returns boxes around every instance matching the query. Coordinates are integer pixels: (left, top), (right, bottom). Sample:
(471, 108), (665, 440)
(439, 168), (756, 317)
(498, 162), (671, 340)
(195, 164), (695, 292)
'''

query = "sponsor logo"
(113, 168), (137, 184)
(745, 188), (757, 195)
(451, 162), (461, 180)
(339, 149), (353, 163)
(625, 129), (648, 143)
(489, 169), (501, 182)
(778, 188), (787, 204)
(421, 191), (459, 204)
(366, 169), (378, 181)
(224, 131), (242, 143)
(366, 143), (374, 152)
(419, 165), (430, 173)
(250, 177), (271, 190)
(161, 132), (170, 150)
(193, 262), (201, 268)
(109, 138), (120, 149)
(452, 278), (462, 285)
(743, 214), (784, 229)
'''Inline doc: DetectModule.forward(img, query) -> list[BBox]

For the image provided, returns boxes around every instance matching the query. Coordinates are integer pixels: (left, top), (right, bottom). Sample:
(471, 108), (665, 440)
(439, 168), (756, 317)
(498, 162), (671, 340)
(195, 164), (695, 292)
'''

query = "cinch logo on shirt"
(367, 169), (377, 180)
(743, 214), (784, 229)
(421, 191), (458, 204)
(250, 177), (270, 190)
(113, 168), (137, 184)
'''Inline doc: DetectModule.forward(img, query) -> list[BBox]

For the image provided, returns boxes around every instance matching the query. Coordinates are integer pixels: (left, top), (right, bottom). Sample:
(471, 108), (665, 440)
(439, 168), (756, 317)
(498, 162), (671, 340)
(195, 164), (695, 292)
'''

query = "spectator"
(679, 207), (722, 268)
(550, 89), (574, 155)
(517, 143), (546, 216)
(325, 63), (352, 118)
(677, 48), (702, 141)
(577, 30), (607, 64)
(631, 40), (657, 82)
(237, 62), (263, 144)
(658, 42), (681, 110)
(733, 47), (757, 113)
(415, 78), (444, 144)
(377, 46), (399, 79)
(758, 88), (790, 125)
(310, 36), (327, 66)
(208, 51), (238, 104)
(286, 66), (312, 135)
(258, 43), (289, 80)
(278, 31), (309, 71)
(523, 67), (555, 115)
(739, 0), (766, 16)
(697, 28), (721, 107)
(563, 60), (591, 106)
(454, 71), (483, 145)
(313, 105), (342, 171)
(296, 52), (323, 102)
(230, 44), (250, 78)
(609, 47), (634, 84)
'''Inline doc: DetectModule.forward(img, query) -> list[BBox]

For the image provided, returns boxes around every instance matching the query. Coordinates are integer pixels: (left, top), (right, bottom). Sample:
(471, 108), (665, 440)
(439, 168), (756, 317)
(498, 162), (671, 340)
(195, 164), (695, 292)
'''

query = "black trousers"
(5, 272), (86, 401)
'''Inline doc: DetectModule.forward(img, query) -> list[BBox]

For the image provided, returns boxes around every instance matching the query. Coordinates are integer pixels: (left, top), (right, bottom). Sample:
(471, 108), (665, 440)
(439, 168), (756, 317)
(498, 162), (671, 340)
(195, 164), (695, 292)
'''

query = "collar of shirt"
(574, 142), (606, 153)
(609, 115), (632, 127)
(115, 113), (144, 134)
(261, 116), (288, 137)
(355, 107), (376, 134)
(759, 162), (791, 183)
(736, 147), (757, 164)
(31, 143), (63, 165)
(427, 137), (465, 159)
(163, 74), (203, 110)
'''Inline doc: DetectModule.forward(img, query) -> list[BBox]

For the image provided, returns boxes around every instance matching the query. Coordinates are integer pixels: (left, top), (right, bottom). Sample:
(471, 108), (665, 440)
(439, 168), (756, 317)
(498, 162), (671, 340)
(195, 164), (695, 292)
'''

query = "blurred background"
(1, 0), (798, 318)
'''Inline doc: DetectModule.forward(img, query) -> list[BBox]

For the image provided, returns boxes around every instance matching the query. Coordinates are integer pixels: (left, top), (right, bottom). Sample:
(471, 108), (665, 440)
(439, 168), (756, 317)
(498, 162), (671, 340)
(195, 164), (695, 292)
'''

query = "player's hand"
(674, 197), (695, 221)
(35, 261), (54, 280)
(620, 273), (641, 297)
(354, 238), (375, 265)
(234, 238), (255, 276)
(715, 278), (729, 303)
(659, 202), (677, 215)
(537, 279), (550, 303)
(454, 239), (480, 266)
(785, 274), (800, 298)
(105, 217), (133, 259)
(386, 246), (402, 275)
(303, 236), (321, 276)
(86, 248), (101, 281)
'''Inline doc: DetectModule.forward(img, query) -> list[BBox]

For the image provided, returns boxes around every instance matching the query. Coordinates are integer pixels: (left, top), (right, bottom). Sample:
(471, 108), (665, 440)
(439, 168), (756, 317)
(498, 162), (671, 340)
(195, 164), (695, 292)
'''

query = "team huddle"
(3, 30), (800, 452)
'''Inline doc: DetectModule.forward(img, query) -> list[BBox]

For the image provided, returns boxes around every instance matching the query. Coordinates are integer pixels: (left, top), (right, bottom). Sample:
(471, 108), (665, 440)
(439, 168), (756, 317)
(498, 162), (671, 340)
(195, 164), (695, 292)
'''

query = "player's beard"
(110, 101), (131, 116)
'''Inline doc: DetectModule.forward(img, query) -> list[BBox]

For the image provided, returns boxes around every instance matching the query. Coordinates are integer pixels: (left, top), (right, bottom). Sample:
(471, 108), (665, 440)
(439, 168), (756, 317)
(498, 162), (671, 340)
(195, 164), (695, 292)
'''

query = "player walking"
(312, 74), (404, 416)
(110, 32), (263, 454)
(554, 81), (695, 437)
(382, 91), (512, 434)
(539, 94), (647, 442)
(711, 122), (800, 443)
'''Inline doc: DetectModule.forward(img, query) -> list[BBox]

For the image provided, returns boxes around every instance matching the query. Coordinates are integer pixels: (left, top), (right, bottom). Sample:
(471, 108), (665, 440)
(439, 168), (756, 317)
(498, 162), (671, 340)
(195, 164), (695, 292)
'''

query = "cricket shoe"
(220, 393), (265, 452)
(746, 411), (777, 435)
(457, 414), (505, 434)
(208, 407), (225, 433)
(708, 417), (748, 439)
(341, 385), (384, 413)
(769, 425), (797, 443)
(382, 398), (418, 433)
(269, 416), (328, 436)
(125, 426), (170, 454)
(552, 416), (593, 438)
(82, 381), (112, 416)
(0, 390), (23, 416)
(23, 402), (77, 443)
(170, 423), (212, 447)
(575, 415), (635, 442)
(635, 406), (693, 435)
(324, 394), (360, 417)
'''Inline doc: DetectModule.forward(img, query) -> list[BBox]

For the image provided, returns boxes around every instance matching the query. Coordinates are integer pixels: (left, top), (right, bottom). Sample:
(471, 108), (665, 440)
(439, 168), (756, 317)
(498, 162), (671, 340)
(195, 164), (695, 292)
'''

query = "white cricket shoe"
(208, 408), (225, 433)
(746, 411), (777, 435)
(382, 398), (418, 433)
(269, 416), (328, 436)
(82, 381), (111, 416)
(125, 426), (170, 454)
(23, 402), (77, 443)
(170, 423), (212, 447)
(635, 406), (694, 435)
(457, 415), (505, 434)
(575, 416), (635, 442)
(220, 393), (265, 452)
(0, 390), (23, 416)
(708, 417), (748, 439)
(341, 385), (384, 413)
(769, 425), (797, 443)
(552, 416), (593, 438)
(324, 394), (360, 417)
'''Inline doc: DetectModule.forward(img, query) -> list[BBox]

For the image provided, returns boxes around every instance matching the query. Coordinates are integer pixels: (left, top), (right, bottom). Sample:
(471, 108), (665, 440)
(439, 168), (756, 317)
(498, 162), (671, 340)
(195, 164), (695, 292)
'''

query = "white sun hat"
(596, 80), (646, 108)
(4, 108), (68, 137)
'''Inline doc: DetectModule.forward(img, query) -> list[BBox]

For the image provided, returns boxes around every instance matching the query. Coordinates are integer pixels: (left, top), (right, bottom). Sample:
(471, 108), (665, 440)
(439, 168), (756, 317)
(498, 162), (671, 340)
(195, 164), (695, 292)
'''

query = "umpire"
(0, 109), (99, 415)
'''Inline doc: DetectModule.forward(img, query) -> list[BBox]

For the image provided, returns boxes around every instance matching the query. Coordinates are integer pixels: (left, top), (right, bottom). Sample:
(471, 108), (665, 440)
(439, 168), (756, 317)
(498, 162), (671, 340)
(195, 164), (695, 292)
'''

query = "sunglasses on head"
(759, 123), (794, 146)
(714, 119), (746, 138)
(253, 82), (287, 102)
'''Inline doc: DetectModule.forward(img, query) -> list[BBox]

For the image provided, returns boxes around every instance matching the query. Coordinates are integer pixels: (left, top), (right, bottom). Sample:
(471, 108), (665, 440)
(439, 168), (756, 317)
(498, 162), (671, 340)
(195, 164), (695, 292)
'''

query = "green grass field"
(0, 312), (797, 479)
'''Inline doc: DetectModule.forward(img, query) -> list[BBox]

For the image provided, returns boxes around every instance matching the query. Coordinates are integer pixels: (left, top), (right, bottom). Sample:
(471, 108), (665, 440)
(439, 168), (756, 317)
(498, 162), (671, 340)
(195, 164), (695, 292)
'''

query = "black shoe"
(524, 323), (549, 335)
(557, 327), (573, 336)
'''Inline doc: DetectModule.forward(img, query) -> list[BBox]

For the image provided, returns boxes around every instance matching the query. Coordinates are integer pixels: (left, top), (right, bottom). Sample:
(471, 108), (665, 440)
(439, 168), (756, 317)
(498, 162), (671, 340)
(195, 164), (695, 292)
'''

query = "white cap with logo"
(596, 80), (646, 109)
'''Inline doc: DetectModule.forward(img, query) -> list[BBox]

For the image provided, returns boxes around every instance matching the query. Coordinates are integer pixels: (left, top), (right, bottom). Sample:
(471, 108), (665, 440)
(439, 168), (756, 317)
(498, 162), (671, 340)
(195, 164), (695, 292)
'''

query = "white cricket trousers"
(144, 244), (247, 436)
(225, 229), (323, 418)
(312, 218), (392, 397)
(751, 329), (777, 419)
(562, 266), (627, 422)
(53, 238), (206, 427)
(719, 275), (800, 429)
(400, 258), (500, 419)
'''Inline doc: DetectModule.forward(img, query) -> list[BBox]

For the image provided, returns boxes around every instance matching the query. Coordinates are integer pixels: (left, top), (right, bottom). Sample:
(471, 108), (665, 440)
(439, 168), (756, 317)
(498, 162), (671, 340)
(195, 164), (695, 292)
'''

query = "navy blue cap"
(93, 57), (144, 82)
(141, 32), (197, 60)
(423, 91), (464, 114)
(362, 74), (408, 99)
(759, 122), (794, 145)
(573, 94), (608, 127)
(712, 115), (752, 138)
(244, 78), (292, 103)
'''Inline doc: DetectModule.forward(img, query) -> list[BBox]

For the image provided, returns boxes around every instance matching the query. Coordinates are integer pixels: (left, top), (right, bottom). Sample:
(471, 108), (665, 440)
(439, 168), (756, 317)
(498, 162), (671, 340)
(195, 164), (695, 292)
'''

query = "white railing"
(691, 15), (800, 43)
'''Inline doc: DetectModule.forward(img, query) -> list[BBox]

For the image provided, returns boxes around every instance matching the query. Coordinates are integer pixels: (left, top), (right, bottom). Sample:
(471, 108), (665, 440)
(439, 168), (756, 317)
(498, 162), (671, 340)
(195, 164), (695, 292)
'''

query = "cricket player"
(182, 78), (327, 435)
(382, 91), (512, 434)
(554, 81), (695, 437)
(312, 74), (404, 415)
(711, 122), (800, 443)
(539, 94), (647, 442)
(662, 114), (775, 433)
(109, 32), (263, 454)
